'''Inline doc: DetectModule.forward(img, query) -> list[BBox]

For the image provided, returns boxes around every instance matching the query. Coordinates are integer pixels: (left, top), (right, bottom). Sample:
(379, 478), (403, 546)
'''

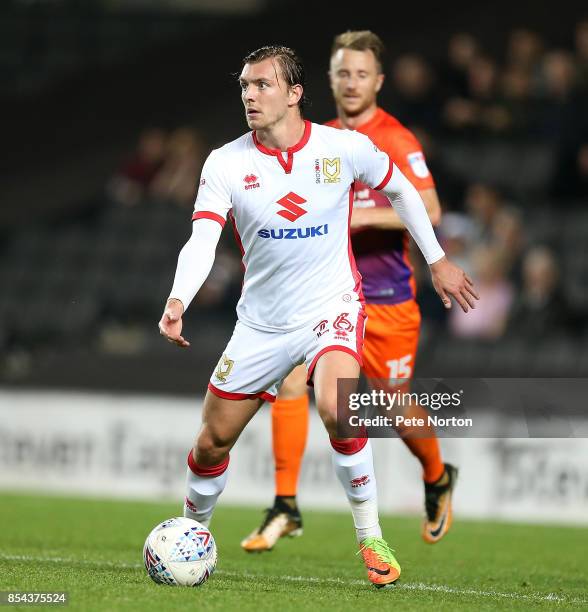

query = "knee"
(317, 397), (338, 438)
(194, 427), (231, 466)
(322, 415), (338, 438)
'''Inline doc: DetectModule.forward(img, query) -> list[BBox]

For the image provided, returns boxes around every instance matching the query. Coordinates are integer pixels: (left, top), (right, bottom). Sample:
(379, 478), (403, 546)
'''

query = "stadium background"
(1, 0), (588, 528)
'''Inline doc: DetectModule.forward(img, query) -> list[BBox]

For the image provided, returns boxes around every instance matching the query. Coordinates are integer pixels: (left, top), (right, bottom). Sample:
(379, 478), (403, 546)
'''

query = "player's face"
(329, 49), (384, 117)
(240, 58), (293, 130)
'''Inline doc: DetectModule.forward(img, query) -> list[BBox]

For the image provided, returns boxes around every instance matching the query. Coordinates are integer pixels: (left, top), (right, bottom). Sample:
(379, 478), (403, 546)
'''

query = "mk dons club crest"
(322, 158), (341, 183)
(214, 353), (234, 383)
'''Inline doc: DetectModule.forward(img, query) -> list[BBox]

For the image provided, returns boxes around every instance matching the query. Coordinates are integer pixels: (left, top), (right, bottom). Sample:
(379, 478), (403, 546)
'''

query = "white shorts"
(208, 299), (366, 403)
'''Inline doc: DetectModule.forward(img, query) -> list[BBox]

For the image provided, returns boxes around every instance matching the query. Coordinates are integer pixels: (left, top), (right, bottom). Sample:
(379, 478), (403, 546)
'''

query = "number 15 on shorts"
(386, 354), (413, 383)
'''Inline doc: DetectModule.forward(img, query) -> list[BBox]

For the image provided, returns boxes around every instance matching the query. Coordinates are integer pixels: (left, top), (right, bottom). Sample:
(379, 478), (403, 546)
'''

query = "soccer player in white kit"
(158, 45), (478, 588)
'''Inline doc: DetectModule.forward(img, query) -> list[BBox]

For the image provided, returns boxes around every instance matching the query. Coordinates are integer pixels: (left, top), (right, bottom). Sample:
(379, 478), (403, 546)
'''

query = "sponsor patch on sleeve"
(407, 151), (430, 179)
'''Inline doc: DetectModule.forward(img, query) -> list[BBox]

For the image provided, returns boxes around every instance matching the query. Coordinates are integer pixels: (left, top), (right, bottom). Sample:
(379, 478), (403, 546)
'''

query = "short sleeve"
(386, 129), (435, 191)
(349, 130), (393, 191)
(191, 149), (232, 227)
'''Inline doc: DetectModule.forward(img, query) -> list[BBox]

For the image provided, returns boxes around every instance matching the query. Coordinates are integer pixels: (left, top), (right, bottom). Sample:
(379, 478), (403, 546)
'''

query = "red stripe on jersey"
(348, 182), (365, 304)
(187, 450), (230, 477)
(252, 120), (312, 174)
(306, 345), (363, 386)
(374, 157), (393, 190)
(191, 211), (226, 227)
(208, 382), (276, 403)
(228, 211), (246, 274)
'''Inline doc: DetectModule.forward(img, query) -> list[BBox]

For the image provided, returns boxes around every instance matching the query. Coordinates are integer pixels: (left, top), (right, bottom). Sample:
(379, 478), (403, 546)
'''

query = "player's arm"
(159, 219), (223, 347)
(159, 150), (231, 347)
(351, 132), (478, 312)
(351, 187), (441, 230)
(382, 168), (477, 312)
(380, 164), (479, 312)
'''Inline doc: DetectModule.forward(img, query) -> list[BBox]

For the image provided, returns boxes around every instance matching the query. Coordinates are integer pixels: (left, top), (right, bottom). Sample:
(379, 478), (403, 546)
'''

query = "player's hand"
(158, 298), (190, 348)
(430, 256), (479, 312)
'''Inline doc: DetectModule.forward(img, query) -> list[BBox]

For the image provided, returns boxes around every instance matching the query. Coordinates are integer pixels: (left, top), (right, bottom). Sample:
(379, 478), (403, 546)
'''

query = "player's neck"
(338, 104), (378, 130)
(255, 115), (306, 151)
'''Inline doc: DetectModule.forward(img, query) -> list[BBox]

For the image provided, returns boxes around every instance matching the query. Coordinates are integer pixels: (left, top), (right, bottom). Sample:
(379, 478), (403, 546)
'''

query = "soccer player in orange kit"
(242, 31), (458, 552)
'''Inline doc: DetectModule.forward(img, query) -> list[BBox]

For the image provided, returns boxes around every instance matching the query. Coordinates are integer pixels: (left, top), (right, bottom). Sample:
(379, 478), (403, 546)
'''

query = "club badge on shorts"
(214, 354), (234, 383)
(333, 312), (354, 342)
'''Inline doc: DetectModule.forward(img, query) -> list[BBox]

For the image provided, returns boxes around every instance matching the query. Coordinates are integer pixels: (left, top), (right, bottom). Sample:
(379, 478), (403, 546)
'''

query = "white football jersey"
(192, 121), (391, 332)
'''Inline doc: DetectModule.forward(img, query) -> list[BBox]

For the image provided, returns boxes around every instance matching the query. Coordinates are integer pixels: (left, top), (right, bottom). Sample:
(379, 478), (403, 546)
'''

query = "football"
(143, 517), (217, 587)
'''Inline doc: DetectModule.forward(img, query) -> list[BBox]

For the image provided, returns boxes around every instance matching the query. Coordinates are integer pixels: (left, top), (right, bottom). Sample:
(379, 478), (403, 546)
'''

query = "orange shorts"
(362, 300), (421, 383)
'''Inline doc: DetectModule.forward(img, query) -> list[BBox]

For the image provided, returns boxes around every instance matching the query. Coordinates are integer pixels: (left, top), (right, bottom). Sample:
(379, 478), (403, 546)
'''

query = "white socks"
(184, 442), (382, 544)
(350, 497), (382, 542)
(331, 439), (382, 543)
(184, 454), (229, 527)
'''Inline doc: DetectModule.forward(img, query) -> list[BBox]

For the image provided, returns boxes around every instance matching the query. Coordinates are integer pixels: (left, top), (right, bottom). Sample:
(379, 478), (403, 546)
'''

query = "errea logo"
(350, 475), (370, 488)
(244, 174), (260, 190)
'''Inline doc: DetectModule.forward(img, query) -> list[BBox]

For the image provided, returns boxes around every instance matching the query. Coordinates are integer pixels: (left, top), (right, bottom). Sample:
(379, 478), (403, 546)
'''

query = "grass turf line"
(0, 493), (586, 611)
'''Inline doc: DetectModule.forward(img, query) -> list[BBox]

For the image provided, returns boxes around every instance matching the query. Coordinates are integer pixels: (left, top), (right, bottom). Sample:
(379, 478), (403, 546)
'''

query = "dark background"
(1, 0), (587, 395)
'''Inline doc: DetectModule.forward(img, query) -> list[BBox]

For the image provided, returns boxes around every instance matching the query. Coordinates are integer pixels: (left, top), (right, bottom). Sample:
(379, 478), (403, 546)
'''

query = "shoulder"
(324, 117), (340, 128)
(211, 132), (252, 159)
(310, 123), (364, 160)
(204, 132), (252, 174)
(377, 111), (423, 154)
(314, 123), (374, 147)
(375, 112), (434, 183)
(344, 128), (380, 154)
(311, 122), (349, 141)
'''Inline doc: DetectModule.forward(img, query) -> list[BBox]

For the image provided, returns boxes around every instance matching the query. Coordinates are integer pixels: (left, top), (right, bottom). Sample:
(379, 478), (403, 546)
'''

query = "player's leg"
(185, 391), (263, 527)
(364, 302), (444, 483)
(311, 349), (400, 587)
(363, 301), (457, 543)
(273, 365), (309, 503)
(185, 321), (291, 528)
(241, 363), (308, 552)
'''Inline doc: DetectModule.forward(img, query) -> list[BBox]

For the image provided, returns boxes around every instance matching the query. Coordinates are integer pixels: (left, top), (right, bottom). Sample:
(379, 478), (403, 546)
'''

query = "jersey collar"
(252, 119), (312, 174)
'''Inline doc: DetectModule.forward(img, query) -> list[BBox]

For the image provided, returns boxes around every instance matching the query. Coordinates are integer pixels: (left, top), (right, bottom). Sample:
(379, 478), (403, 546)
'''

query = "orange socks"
(396, 403), (444, 483)
(272, 395), (309, 496)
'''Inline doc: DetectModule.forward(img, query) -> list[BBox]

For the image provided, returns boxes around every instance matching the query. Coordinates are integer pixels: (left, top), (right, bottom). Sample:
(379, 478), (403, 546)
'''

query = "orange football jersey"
(326, 108), (435, 304)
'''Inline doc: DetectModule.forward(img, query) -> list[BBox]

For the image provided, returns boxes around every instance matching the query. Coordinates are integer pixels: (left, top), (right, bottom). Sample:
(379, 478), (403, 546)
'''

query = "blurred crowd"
(106, 124), (244, 316)
(429, 184), (581, 342)
(107, 126), (206, 209)
(386, 23), (588, 199)
(392, 24), (588, 342)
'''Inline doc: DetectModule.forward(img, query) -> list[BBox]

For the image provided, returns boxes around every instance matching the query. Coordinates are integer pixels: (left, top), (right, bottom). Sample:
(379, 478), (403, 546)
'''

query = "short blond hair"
(331, 30), (386, 73)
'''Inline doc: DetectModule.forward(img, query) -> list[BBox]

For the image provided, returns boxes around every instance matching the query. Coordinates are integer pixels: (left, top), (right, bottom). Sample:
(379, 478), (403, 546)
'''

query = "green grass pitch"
(0, 493), (586, 611)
